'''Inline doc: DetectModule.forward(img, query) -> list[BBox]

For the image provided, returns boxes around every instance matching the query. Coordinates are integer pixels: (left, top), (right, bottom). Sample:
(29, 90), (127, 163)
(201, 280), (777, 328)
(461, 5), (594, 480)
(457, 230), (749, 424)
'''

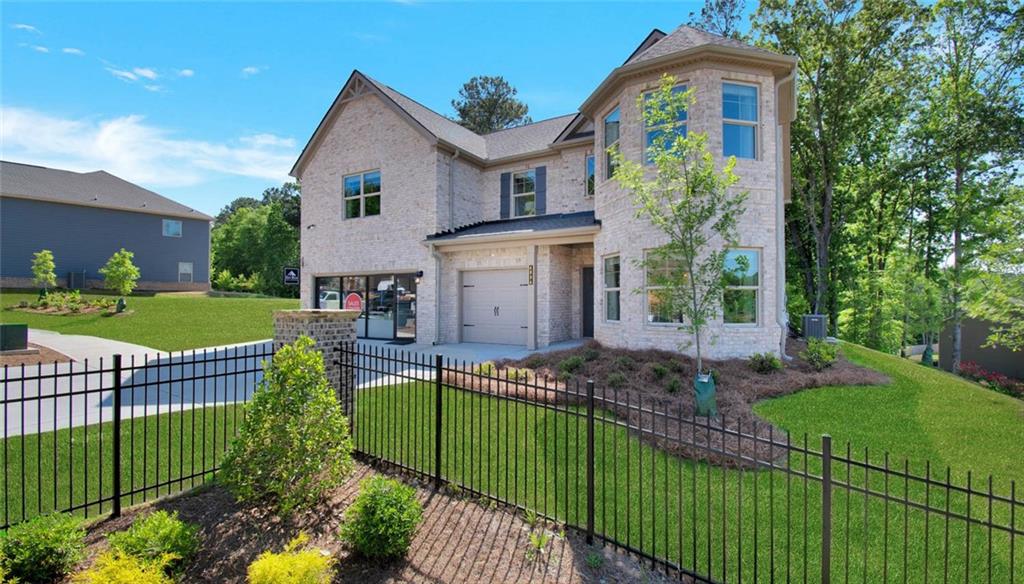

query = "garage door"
(461, 269), (528, 345)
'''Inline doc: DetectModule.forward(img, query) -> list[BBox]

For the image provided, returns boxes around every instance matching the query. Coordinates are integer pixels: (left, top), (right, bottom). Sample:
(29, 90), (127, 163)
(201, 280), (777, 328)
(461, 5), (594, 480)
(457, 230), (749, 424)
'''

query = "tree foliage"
(688, 0), (746, 39)
(32, 249), (57, 292)
(451, 75), (531, 134)
(99, 249), (141, 305)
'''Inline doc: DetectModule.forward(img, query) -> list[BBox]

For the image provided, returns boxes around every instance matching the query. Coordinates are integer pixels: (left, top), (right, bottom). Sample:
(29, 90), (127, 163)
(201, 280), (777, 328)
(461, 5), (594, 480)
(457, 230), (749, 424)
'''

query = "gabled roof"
(626, 25), (781, 65)
(483, 114), (578, 160)
(0, 160), (212, 221)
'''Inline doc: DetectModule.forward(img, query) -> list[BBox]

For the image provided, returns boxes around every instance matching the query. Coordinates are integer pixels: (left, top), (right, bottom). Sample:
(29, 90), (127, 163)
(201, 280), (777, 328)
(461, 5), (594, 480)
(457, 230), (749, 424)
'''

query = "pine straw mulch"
(439, 339), (890, 469)
(0, 343), (73, 367)
(72, 463), (680, 584)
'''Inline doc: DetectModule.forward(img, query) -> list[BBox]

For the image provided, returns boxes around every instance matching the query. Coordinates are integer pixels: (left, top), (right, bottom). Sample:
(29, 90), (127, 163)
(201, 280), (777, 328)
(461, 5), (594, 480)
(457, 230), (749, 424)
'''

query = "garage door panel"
(461, 269), (528, 345)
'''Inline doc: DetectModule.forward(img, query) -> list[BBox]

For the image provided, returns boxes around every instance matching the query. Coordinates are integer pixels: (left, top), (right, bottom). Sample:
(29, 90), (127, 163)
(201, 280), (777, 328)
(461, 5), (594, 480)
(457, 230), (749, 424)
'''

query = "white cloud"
(107, 67), (138, 82)
(177, 68), (195, 78)
(11, 23), (41, 34)
(62, 47), (85, 56)
(144, 84), (164, 93)
(31, 45), (50, 53)
(0, 107), (297, 187)
(241, 65), (264, 77)
(133, 67), (158, 80)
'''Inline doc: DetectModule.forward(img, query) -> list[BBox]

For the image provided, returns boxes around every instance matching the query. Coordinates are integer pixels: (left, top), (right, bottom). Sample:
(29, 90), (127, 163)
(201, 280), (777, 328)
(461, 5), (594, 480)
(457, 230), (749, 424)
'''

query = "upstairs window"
(162, 219), (182, 238)
(723, 83), (758, 159)
(723, 249), (760, 324)
(604, 107), (620, 179)
(643, 85), (688, 165)
(344, 170), (381, 219)
(603, 255), (621, 321)
(512, 169), (536, 217)
(585, 154), (595, 196)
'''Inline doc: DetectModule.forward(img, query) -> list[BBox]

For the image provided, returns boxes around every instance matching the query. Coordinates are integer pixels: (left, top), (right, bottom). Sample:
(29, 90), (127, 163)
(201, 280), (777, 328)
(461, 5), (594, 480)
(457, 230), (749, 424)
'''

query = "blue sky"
(2, 2), (707, 216)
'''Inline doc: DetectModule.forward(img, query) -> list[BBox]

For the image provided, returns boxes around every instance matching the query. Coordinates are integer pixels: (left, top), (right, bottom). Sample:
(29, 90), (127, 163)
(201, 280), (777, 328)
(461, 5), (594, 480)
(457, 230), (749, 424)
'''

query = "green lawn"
(0, 290), (297, 351)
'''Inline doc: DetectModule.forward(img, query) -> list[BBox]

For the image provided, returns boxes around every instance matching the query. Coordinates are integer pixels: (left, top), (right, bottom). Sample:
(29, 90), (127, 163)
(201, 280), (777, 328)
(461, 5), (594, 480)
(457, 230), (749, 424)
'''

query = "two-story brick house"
(292, 25), (797, 358)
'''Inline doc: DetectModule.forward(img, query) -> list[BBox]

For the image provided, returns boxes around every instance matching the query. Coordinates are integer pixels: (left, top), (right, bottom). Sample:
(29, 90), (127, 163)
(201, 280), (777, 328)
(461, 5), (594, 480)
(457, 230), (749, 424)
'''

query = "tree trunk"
(951, 163), (964, 373)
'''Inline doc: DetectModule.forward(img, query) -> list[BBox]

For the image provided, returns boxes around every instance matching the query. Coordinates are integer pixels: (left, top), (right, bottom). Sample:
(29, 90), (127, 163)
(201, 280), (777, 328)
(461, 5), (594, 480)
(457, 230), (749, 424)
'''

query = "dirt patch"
(486, 339), (890, 468)
(0, 343), (73, 367)
(72, 463), (680, 583)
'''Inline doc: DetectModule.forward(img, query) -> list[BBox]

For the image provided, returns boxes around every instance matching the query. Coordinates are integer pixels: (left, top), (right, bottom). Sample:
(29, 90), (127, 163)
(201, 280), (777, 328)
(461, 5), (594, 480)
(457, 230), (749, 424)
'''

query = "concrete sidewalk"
(27, 329), (160, 364)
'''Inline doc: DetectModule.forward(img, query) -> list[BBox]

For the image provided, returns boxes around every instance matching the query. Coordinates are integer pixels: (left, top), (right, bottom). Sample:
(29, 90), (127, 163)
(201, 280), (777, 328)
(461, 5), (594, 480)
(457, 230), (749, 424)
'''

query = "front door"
(582, 266), (594, 337)
(461, 269), (529, 345)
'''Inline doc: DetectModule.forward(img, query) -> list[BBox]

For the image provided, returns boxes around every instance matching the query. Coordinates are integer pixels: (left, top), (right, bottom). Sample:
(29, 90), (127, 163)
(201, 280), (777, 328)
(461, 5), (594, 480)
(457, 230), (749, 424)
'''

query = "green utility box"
(0, 324), (29, 352)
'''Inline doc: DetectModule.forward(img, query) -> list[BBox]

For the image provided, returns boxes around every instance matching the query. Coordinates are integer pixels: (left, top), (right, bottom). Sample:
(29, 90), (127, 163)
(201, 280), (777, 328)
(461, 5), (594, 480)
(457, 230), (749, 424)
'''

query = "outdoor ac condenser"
(803, 314), (828, 339)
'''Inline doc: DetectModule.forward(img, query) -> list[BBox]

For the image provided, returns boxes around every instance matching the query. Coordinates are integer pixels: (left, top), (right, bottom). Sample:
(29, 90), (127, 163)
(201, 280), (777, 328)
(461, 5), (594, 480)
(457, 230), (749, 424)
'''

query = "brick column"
(273, 309), (360, 410)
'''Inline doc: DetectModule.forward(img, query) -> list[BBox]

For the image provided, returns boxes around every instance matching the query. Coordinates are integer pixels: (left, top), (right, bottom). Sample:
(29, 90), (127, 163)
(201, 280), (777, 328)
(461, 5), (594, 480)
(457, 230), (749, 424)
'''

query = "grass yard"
(0, 290), (297, 351)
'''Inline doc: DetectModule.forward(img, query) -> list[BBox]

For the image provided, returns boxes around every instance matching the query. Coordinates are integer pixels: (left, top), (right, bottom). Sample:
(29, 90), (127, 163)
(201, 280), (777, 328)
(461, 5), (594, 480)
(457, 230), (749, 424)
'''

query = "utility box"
(0, 324), (28, 352)
(67, 271), (86, 290)
(803, 314), (828, 340)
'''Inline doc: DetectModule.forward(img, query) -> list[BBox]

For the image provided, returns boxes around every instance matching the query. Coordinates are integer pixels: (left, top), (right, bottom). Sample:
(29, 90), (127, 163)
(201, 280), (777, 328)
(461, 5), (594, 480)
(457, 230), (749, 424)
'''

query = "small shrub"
(959, 361), (1024, 398)
(247, 533), (333, 584)
(613, 356), (636, 371)
(748, 352), (783, 374)
(648, 363), (668, 380)
(339, 476), (423, 559)
(523, 508), (539, 528)
(473, 361), (498, 377)
(220, 336), (354, 514)
(557, 371), (573, 383)
(525, 530), (551, 562)
(800, 339), (839, 371)
(666, 376), (683, 394)
(582, 347), (600, 362)
(73, 551), (173, 584)
(522, 355), (546, 369)
(668, 359), (686, 373)
(107, 510), (199, 574)
(607, 372), (627, 388)
(0, 512), (86, 583)
(558, 355), (585, 375)
(504, 367), (532, 382)
(585, 551), (605, 570)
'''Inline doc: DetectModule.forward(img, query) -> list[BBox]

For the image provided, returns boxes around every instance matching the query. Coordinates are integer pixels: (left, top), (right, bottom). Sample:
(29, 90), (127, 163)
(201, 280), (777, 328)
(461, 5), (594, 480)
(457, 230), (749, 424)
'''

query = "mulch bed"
(72, 463), (680, 583)
(0, 343), (73, 367)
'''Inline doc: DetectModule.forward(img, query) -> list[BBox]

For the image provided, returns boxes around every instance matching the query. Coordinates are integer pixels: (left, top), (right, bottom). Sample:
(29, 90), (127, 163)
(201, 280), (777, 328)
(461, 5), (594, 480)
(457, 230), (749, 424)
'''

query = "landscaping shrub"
(647, 362), (668, 380)
(0, 512), (86, 583)
(504, 367), (532, 381)
(800, 339), (839, 371)
(666, 376), (683, 393)
(582, 347), (600, 362)
(247, 533), (333, 584)
(107, 510), (199, 574)
(213, 269), (258, 293)
(613, 356), (636, 371)
(73, 551), (173, 584)
(473, 361), (498, 377)
(220, 336), (354, 514)
(339, 476), (423, 559)
(607, 371), (627, 388)
(958, 361), (1024, 398)
(748, 352), (783, 374)
(558, 355), (585, 375)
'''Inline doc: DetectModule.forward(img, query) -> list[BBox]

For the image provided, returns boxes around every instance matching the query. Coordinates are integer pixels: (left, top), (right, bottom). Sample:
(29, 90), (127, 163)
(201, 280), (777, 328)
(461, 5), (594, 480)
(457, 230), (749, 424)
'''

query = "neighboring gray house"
(0, 161), (212, 291)
(293, 26), (797, 358)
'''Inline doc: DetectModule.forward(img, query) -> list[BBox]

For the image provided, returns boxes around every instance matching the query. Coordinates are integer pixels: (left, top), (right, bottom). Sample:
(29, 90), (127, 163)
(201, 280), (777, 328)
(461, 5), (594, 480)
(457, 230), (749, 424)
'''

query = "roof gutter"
(425, 224), (600, 249)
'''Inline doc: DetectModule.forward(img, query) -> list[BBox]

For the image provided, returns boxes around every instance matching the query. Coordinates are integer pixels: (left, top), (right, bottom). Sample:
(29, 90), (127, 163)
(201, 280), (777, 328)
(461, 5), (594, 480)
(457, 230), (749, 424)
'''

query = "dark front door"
(582, 267), (594, 337)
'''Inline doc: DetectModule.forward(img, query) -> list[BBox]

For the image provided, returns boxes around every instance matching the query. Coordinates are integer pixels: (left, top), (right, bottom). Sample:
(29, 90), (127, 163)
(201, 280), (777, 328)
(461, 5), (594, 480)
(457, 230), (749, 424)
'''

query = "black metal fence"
(0, 342), (270, 530)
(340, 342), (1023, 584)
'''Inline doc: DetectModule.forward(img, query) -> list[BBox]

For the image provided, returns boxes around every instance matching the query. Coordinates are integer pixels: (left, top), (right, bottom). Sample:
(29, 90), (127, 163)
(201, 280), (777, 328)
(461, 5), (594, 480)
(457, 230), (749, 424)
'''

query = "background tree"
(451, 76), (531, 134)
(611, 76), (747, 415)
(688, 0), (746, 39)
(214, 197), (260, 227)
(99, 249), (140, 312)
(31, 249), (57, 294)
(966, 186), (1024, 351)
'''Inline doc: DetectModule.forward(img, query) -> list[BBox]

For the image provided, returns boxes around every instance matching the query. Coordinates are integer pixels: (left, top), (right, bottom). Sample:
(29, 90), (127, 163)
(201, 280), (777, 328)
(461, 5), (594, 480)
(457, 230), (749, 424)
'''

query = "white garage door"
(461, 269), (528, 345)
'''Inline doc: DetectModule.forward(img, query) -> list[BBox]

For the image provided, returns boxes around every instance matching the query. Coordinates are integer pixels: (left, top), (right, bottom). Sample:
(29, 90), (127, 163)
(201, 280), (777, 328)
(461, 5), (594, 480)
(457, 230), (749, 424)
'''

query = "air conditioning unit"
(802, 314), (827, 340)
(67, 271), (86, 290)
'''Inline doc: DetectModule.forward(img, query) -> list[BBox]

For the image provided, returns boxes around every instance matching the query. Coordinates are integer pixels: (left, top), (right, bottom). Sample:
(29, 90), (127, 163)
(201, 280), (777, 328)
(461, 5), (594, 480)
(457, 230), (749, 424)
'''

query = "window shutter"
(535, 166), (547, 215)
(500, 172), (511, 219)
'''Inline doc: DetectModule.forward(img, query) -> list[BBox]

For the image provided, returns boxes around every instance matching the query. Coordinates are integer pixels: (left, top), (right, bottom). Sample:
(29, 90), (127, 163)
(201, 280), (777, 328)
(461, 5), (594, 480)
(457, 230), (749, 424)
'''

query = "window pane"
(724, 289), (757, 324)
(724, 250), (759, 286)
(163, 220), (182, 237)
(645, 125), (687, 164)
(514, 194), (535, 217)
(316, 277), (342, 310)
(603, 256), (620, 288)
(606, 148), (619, 180)
(604, 107), (620, 147)
(364, 194), (381, 216)
(345, 197), (361, 218)
(513, 171), (535, 195)
(586, 155), (595, 196)
(724, 123), (756, 159)
(605, 290), (620, 321)
(723, 83), (758, 121)
(647, 291), (682, 323)
(643, 85), (688, 127)
(363, 171), (381, 194)
(344, 176), (361, 197)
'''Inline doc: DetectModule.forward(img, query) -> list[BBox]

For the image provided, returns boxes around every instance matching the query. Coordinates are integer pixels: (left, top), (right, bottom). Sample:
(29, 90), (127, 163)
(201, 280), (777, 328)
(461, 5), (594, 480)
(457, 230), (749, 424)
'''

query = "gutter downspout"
(430, 242), (443, 346)
(448, 148), (461, 232)
(775, 69), (796, 360)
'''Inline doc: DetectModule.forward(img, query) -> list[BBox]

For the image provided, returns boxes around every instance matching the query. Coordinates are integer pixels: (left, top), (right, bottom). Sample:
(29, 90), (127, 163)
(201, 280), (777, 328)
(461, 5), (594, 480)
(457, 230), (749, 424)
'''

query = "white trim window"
(604, 107), (620, 179)
(162, 219), (182, 238)
(343, 170), (381, 219)
(723, 249), (760, 324)
(512, 169), (536, 217)
(643, 85), (688, 165)
(644, 251), (684, 324)
(177, 261), (194, 283)
(585, 154), (595, 196)
(723, 82), (758, 159)
(603, 255), (621, 322)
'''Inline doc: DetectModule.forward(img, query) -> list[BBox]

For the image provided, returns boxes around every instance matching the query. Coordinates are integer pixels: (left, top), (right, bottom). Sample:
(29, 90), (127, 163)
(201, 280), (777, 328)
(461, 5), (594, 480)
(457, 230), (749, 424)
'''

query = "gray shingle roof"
(628, 25), (782, 64)
(483, 114), (579, 160)
(427, 211), (599, 242)
(0, 160), (213, 221)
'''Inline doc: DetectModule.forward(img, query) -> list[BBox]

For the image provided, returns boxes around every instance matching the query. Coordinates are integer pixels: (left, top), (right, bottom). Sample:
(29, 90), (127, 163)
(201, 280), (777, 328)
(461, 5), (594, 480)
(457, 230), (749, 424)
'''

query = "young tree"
(451, 76), (531, 134)
(31, 249), (57, 294)
(99, 249), (140, 312)
(610, 75), (747, 416)
(688, 0), (747, 40)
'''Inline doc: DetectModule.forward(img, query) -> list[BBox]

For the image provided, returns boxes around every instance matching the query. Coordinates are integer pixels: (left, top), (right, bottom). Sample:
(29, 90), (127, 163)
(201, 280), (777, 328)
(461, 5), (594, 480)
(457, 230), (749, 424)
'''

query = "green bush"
(504, 367), (532, 381)
(73, 551), (173, 584)
(557, 356), (585, 375)
(212, 269), (258, 293)
(339, 476), (423, 559)
(613, 356), (636, 371)
(220, 336), (354, 514)
(0, 512), (86, 583)
(473, 361), (498, 377)
(648, 363), (668, 380)
(800, 339), (839, 371)
(607, 372), (627, 388)
(748, 352), (783, 374)
(666, 376), (683, 393)
(582, 347), (601, 362)
(107, 510), (199, 574)
(247, 534), (333, 584)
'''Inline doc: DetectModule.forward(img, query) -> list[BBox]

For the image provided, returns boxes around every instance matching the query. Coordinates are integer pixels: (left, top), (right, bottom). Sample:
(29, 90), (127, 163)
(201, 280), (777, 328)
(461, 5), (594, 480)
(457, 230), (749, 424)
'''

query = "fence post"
(586, 379), (595, 545)
(111, 354), (123, 518)
(821, 434), (832, 584)
(434, 353), (443, 489)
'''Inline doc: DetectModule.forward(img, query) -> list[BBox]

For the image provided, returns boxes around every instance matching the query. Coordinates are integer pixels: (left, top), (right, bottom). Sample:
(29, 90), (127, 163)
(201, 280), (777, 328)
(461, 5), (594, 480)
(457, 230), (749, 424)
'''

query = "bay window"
(722, 83), (758, 159)
(723, 249), (759, 324)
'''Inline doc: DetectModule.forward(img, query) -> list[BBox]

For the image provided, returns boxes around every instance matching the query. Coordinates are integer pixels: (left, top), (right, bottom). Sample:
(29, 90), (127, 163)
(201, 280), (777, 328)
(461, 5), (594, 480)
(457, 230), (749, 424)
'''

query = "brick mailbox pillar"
(273, 309), (360, 412)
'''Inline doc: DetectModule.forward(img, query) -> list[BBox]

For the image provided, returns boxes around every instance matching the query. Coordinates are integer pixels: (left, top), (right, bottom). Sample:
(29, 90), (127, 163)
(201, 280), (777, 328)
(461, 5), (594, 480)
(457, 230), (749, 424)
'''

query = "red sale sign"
(344, 292), (363, 311)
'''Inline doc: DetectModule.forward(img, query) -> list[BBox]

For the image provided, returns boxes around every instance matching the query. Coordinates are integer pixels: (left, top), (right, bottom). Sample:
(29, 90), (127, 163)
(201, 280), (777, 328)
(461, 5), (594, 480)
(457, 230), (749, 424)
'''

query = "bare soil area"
(0, 343), (73, 366)
(73, 464), (680, 583)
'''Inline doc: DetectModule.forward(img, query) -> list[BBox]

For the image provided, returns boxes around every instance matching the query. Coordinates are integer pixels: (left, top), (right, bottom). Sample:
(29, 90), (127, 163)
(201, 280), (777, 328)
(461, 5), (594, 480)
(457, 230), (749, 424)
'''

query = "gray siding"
(0, 197), (210, 285)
